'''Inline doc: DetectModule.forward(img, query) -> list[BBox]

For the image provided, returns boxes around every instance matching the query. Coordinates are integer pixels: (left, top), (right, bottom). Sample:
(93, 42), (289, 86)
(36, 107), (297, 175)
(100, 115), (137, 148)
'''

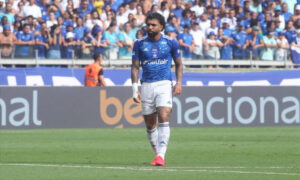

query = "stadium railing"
(0, 58), (296, 68)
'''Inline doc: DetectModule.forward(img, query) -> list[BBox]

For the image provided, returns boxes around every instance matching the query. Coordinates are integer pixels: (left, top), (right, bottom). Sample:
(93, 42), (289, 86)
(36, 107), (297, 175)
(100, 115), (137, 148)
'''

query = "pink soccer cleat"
(150, 156), (165, 166)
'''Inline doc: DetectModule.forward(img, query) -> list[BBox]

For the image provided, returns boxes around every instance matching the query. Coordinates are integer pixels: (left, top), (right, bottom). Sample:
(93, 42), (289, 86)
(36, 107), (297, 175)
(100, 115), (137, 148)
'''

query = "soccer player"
(131, 13), (183, 166)
(84, 52), (106, 87)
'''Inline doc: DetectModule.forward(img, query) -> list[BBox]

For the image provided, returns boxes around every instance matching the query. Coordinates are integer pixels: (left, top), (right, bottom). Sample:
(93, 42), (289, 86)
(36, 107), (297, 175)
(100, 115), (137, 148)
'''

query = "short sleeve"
(35, 34), (41, 41)
(171, 39), (180, 59)
(132, 40), (140, 61)
(103, 32), (107, 40)
(16, 32), (21, 40)
(177, 33), (183, 40)
(118, 33), (125, 41)
(30, 33), (34, 40)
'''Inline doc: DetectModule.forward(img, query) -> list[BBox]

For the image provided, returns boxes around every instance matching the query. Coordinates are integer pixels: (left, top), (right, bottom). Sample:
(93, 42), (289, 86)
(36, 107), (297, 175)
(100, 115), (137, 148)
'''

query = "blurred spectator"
(47, 24), (63, 58)
(285, 20), (296, 44)
(178, 24), (194, 59)
(228, 9), (237, 30)
(0, 16), (9, 32)
(164, 25), (177, 39)
(283, 0), (297, 14)
(118, 22), (135, 58)
(275, 32), (289, 61)
(0, 3), (15, 25)
(127, 0), (137, 15)
(92, 25), (107, 55)
(22, 0), (42, 20)
(94, 0), (105, 15)
(190, 20), (206, 59)
(134, 4), (145, 27)
(171, 0), (184, 18)
(116, 5), (128, 27)
(274, 6), (285, 30)
(190, 0), (205, 17)
(206, 31), (222, 59)
(260, 10), (272, 35)
(199, 13), (210, 34)
(219, 29), (234, 60)
(89, 9), (103, 29)
(0, 0), (5, 13)
(103, 22), (120, 59)
(104, 0), (120, 13)
(46, 11), (58, 29)
(76, 0), (94, 19)
(260, 31), (277, 61)
(222, 19), (233, 37)
(246, 26), (264, 60)
(291, 29), (300, 61)
(250, 0), (262, 13)
(74, 17), (85, 40)
(0, 24), (16, 58)
(241, 10), (251, 30)
(81, 28), (95, 58)
(232, 23), (248, 59)
(103, 10), (114, 29)
(206, 19), (218, 37)
(64, 32), (76, 58)
(158, 1), (169, 22)
(14, 24), (35, 58)
(290, 5), (300, 22)
(281, 3), (292, 23)
(35, 26), (50, 58)
(136, 29), (144, 39)
(166, 15), (180, 34)
(179, 9), (191, 29)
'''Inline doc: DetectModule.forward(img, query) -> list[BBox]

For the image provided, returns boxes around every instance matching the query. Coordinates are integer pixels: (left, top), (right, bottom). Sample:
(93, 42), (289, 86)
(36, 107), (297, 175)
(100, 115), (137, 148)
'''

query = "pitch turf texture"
(0, 127), (300, 180)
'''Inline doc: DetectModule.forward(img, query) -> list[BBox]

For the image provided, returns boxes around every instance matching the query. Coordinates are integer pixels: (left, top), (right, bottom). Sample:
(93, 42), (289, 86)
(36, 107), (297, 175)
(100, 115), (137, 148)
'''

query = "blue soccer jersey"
(132, 34), (181, 83)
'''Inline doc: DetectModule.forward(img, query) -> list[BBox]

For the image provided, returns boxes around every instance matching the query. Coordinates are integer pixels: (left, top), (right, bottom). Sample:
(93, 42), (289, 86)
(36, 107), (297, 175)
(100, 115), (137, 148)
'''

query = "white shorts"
(141, 80), (173, 115)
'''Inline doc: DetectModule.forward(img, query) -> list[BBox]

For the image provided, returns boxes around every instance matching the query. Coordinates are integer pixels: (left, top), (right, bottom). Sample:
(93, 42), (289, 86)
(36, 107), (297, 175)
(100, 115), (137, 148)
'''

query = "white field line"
(0, 163), (300, 176)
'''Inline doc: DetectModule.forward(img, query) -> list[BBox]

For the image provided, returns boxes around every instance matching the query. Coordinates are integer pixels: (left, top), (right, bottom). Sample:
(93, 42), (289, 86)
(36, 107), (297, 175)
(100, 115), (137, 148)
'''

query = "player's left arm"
(171, 39), (183, 96)
(173, 56), (183, 96)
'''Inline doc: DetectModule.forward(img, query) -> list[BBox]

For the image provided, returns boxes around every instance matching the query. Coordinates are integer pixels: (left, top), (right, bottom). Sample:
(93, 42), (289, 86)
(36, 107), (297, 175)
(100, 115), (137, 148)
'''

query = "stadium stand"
(0, 0), (300, 67)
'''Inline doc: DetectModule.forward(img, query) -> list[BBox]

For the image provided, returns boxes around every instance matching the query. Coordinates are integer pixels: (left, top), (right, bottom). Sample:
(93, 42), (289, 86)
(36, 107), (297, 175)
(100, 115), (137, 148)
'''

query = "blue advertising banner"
(0, 67), (299, 86)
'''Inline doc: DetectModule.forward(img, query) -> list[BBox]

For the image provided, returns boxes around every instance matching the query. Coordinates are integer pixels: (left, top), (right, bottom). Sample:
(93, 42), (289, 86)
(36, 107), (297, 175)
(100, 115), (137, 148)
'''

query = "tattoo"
(174, 57), (183, 84)
(131, 60), (140, 83)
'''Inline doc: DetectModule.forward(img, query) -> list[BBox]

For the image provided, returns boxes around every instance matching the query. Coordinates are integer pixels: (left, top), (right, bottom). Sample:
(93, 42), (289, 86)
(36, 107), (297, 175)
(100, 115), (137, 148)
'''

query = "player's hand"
(133, 91), (141, 103)
(173, 83), (182, 96)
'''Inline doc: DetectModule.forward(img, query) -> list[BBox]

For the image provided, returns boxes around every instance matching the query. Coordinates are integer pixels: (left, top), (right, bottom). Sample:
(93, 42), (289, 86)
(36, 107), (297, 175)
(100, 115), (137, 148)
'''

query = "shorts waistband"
(142, 80), (171, 85)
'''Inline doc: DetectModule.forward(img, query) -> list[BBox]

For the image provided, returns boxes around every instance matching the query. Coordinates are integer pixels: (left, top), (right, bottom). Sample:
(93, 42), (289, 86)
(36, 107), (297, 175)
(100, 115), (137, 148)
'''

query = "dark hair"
(50, 24), (59, 36)
(161, 1), (167, 7)
(146, 12), (166, 30)
(93, 52), (102, 61)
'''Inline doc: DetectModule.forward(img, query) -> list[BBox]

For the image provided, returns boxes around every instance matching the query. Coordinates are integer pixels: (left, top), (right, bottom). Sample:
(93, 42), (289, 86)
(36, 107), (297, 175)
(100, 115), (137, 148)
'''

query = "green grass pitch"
(0, 127), (300, 180)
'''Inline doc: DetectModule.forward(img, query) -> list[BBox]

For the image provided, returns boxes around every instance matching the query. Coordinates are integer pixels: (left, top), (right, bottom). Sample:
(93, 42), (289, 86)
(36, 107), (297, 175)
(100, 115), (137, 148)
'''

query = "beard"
(147, 31), (159, 38)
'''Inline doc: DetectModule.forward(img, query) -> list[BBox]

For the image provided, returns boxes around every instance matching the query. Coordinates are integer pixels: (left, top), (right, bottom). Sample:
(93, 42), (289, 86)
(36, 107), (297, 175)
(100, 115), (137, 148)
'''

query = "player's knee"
(157, 107), (171, 122)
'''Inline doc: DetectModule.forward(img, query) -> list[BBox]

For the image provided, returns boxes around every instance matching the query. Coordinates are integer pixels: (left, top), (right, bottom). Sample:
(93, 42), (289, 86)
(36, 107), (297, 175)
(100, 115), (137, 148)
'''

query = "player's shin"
(157, 122), (170, 160)
(147, 128), (158, 155)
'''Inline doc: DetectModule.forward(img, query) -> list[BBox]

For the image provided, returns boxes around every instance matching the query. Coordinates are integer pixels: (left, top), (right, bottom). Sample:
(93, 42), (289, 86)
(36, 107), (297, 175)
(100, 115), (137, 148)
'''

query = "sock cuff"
(147, 128), (157, 133)
(158, 122), (169, 127)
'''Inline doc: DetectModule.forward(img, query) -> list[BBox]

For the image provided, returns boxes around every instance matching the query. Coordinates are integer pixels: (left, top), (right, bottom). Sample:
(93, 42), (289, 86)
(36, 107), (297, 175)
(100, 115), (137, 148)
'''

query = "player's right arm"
(131, 40), (141, 103)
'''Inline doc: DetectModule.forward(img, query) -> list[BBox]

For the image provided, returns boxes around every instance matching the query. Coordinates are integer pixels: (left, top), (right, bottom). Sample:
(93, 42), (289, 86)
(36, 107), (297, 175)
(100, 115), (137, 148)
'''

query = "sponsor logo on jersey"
(142, 59), (168, 65)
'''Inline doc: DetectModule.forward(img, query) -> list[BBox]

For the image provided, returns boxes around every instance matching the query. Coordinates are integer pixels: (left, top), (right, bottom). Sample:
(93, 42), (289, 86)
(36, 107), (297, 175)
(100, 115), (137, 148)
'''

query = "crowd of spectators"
(0, 0), (300, 62)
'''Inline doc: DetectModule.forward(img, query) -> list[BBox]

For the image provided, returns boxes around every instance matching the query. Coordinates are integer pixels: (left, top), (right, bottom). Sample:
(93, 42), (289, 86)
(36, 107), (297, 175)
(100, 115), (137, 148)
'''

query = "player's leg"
(141, 82), (158, 155)
(152, 80), (173, 165)
(156, 107), (171, 160)
(144, 113), (158, 155)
